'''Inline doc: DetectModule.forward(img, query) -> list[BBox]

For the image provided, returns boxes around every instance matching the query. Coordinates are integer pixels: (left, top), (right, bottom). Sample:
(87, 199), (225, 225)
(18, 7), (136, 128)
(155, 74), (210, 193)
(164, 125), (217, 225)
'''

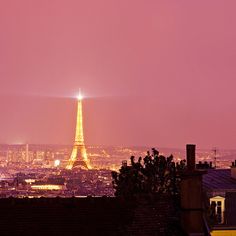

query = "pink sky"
(0, 0), (236, 149)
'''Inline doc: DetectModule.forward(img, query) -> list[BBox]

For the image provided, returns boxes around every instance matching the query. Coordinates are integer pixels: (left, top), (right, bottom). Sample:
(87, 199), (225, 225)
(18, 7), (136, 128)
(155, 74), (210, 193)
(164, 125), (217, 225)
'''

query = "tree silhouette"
(112, 148), (186, 197)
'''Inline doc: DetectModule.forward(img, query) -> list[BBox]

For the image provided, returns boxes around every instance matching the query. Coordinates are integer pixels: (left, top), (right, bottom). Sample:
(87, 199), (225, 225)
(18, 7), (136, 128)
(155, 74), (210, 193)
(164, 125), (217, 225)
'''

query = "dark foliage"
(112, 148), (186, 197)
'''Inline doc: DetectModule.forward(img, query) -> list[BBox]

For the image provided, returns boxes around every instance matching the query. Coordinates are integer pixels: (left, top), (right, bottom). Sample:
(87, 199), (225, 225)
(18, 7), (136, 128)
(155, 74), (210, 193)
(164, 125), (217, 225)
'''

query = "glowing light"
(54, 159), (60, 167)
(25, 179), (36, 184)
(31, 185), (64, 190)
(66, 93), (91, 170)
(77, 94), (83, 101)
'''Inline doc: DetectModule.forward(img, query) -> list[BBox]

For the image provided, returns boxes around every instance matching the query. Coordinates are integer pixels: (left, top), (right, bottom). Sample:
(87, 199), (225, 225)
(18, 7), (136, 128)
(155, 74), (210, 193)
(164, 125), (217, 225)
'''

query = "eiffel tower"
(66, 94), (91, 170)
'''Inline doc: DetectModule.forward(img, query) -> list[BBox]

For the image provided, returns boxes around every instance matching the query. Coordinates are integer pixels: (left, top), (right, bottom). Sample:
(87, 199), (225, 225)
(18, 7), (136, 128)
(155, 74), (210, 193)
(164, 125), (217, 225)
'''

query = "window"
(210, 196), (225, 224)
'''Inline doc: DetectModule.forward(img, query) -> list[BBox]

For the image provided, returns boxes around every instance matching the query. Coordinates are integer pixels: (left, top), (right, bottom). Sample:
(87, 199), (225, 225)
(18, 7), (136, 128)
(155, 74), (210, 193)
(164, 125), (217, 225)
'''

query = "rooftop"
(203, 169), (236, 191)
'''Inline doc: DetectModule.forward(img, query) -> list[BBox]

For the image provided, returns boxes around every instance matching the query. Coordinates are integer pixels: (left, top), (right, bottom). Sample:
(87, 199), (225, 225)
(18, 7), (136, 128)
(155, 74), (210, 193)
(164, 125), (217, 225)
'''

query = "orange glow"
(54, 159), (60, 167)
(31, 185), (64, 190)
(25, 179), (36, 184)
(66, 97), (91, 169)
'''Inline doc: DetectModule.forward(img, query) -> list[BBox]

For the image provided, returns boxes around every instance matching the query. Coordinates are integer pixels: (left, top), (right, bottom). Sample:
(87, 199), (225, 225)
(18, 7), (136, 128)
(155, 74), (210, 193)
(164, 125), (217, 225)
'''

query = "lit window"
(210, 196), (225, 224)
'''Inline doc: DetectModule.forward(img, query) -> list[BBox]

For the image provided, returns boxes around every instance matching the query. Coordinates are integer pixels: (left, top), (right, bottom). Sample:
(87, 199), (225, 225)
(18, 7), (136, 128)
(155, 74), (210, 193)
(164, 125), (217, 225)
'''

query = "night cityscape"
(1, 0), (236, 235)
(0, 143), (235, 199)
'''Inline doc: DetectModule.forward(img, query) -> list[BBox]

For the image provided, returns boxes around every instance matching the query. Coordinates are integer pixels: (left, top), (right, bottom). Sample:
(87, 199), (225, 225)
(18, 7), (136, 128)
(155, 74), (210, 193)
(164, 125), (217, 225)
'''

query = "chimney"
(180, 144), (206, 236)
(186, 144), (196, 171)
(231, 160), (236, 179)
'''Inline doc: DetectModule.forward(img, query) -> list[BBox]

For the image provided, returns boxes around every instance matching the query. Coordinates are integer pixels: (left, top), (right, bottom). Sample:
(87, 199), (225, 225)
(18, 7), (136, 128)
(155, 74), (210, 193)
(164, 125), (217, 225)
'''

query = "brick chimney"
(186, 144), (196, 170)
(231, 160), (236, 179)
(180, 144), (206, 236)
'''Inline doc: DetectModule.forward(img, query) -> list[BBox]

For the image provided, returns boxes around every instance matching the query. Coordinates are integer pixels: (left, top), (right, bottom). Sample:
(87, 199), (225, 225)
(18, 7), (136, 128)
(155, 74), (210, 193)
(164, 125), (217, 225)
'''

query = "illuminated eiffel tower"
(66, 94), (91, 170)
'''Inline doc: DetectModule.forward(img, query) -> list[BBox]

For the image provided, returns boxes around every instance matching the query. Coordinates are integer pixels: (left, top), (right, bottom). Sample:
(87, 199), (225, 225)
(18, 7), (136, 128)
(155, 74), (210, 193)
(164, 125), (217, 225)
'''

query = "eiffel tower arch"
(66, 95), (91, 170)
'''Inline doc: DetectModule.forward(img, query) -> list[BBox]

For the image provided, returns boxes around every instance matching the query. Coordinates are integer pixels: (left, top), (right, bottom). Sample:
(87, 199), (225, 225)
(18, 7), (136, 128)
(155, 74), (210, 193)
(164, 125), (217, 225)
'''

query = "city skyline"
(0, 1), (236, 149)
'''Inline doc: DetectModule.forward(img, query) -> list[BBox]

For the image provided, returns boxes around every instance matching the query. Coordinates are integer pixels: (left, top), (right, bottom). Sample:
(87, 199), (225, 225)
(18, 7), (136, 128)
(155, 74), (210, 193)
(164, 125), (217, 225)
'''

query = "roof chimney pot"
(186, 144), (196, 171)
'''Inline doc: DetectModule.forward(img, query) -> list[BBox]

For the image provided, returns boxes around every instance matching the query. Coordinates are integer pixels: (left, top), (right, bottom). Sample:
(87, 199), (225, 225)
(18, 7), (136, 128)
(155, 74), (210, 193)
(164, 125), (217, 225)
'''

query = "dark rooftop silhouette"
(203, 169), (236, 190)
(0, 196), (185, 236)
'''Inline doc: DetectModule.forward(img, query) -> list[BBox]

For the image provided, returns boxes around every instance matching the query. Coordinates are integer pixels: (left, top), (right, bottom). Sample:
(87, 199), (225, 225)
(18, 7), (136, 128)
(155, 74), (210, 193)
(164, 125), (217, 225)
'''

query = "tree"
(111, 148), (186, 197)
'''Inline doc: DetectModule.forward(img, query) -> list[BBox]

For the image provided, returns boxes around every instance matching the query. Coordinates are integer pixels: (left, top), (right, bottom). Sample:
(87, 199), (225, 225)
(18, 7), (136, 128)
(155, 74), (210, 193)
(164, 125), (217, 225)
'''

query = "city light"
(54, 159), (60, 167)
(67, 92), (91, 170)
(25, 179), (36, 184)
(31, 185), (64, 190)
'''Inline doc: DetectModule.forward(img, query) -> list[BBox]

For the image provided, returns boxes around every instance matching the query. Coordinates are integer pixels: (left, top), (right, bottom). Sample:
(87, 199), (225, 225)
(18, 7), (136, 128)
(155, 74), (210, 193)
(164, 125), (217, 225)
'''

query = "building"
(202, 164), (236, 235)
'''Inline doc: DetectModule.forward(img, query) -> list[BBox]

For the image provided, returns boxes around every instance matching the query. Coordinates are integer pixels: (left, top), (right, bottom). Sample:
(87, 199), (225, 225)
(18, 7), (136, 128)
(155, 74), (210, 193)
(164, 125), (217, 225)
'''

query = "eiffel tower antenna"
(66, 91), (91, 170)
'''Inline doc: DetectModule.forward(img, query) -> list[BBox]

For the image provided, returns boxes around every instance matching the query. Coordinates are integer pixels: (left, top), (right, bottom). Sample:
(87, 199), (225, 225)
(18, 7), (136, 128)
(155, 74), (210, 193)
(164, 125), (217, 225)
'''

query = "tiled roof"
(203, 169), (236, 191)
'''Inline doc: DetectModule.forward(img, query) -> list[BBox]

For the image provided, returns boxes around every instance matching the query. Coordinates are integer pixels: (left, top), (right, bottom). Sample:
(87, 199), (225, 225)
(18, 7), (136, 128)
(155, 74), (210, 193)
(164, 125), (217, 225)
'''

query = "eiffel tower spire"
(66, 94), (91, 170)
